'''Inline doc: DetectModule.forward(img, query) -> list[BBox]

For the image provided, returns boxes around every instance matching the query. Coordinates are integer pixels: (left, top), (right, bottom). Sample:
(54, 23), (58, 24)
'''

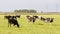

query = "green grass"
(0, 14), (60, 34)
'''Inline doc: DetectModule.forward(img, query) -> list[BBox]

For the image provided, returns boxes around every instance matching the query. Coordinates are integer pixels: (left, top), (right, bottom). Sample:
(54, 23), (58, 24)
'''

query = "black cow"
(4, 15), (20, 27)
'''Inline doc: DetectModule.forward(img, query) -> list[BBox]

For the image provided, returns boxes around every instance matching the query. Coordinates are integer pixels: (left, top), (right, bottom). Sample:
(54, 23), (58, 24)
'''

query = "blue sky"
(0, 0), (60, 12)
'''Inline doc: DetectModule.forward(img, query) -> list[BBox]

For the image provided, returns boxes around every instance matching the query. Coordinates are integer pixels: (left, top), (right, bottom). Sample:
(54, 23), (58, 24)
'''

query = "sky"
(0, 0), (60, 12)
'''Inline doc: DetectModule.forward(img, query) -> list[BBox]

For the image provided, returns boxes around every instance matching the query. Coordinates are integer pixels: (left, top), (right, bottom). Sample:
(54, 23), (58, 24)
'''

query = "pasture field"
(0, 14), (60, 34)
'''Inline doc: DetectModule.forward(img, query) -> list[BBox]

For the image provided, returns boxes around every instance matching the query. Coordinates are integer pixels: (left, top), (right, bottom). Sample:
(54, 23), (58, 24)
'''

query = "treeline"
(14, 9), (37, 13)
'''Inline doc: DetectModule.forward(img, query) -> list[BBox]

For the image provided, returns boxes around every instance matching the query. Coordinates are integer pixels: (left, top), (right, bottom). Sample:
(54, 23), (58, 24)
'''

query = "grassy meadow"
(0, 14), (60, 34)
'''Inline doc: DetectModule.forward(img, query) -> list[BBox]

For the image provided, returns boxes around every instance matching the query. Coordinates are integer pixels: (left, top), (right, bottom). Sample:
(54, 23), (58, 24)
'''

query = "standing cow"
(4, 15), (20, 28)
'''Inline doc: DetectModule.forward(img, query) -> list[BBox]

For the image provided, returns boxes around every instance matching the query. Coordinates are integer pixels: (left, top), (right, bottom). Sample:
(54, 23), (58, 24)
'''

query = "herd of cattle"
(4, 15), (54, 28)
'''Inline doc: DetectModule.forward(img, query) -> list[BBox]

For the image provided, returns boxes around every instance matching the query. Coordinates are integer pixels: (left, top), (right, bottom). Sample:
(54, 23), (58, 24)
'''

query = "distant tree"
(22, 9), (29, 13)
(41, 11), (43, 13)
(15, 10), (18, 12)
(29, 9), (37, 13)
(14, 9), (37, 13)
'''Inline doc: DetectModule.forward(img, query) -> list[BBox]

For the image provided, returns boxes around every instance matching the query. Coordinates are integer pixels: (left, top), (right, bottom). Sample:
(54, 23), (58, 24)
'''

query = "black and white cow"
(40, 16), (54, 23)
(4, 15), (20, 28)
(26, 15), (38, 23)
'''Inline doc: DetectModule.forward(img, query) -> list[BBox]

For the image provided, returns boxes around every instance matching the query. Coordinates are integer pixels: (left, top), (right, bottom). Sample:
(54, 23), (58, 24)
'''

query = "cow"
(26, 15), (38, 23)
(40, 16), (54, 23)
(4, 15), (20, 28)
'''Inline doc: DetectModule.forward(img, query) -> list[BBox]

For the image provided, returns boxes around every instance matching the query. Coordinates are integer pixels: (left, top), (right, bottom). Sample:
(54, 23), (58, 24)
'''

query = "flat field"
(0, 14), (60, 34)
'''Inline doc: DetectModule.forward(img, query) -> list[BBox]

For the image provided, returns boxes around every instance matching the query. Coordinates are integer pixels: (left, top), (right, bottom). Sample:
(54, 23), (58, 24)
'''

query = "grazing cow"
(40, 16), (54, 23)
(4, 15), (20, 27)
(26, 15), (38, 23)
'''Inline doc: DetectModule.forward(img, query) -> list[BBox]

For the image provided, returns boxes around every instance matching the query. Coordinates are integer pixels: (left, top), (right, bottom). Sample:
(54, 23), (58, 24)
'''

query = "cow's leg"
(33, 19), (35, 24)
(28, 19), (31, 23)
(28, 20), (30, 23)
(17, 24), (19, 27)
(14, 21), (19, 28)
(10, 23), (11, 27)
(41, 20), (47, 23)
(8, 23), (11, 27)
(8, 23), (9, 27)
(50, 21), (52, 24)
(16, 23), (19, 28)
